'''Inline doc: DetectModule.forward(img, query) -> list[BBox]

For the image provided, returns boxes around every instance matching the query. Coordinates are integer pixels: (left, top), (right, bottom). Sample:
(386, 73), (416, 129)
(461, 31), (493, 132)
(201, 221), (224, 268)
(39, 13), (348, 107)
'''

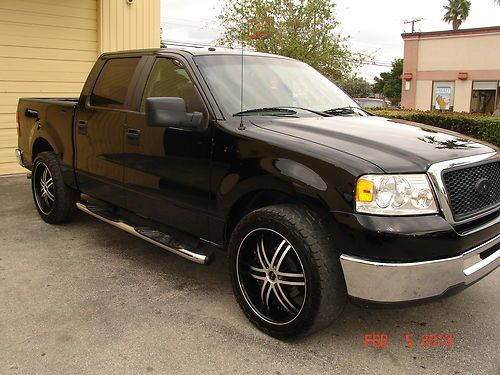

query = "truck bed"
(17, 97), (79, 171)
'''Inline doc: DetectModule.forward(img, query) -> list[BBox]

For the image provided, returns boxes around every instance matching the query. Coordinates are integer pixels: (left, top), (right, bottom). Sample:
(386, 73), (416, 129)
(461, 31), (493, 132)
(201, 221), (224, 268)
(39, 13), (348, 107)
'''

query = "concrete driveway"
(0, 174), (498, 375)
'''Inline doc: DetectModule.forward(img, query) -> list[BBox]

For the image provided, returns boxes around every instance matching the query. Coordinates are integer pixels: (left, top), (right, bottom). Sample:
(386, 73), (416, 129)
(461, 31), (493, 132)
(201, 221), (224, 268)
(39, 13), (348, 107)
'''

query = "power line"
(161, 40), (394, 68)
(403, 18), (423, 33)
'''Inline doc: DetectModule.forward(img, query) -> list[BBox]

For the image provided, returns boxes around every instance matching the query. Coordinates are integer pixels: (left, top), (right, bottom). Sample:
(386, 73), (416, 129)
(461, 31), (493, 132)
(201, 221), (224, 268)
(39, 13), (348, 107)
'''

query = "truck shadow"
(69, 211), (478, 346)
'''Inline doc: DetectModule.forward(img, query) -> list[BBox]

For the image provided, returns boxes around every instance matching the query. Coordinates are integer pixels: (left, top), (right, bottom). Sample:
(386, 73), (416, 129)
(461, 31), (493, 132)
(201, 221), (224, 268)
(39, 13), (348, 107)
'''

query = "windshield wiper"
(323, 106), (358, 116)
(233, 106), (333, 117)
(233, 107), (297, 117)
(278, 106), (331, 117)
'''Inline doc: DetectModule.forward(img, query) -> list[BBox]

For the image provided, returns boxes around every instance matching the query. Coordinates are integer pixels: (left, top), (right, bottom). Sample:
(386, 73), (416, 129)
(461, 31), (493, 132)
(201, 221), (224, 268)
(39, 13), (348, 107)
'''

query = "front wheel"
(32, 151), (79, 224)
(228, 204), (346, 338)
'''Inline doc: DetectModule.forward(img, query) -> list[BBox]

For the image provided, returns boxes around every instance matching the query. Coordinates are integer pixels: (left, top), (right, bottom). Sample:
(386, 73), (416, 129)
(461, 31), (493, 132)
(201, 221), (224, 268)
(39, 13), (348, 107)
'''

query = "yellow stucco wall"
(0, 0), (160, 175)
(98, 0), (161, 54)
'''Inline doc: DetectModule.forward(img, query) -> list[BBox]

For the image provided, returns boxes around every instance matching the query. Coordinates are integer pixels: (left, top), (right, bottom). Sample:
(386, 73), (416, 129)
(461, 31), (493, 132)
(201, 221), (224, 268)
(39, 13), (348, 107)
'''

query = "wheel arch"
(29, 118), (66, 165)
(223, 188), (333, 248)
(31, 137), (54, 162)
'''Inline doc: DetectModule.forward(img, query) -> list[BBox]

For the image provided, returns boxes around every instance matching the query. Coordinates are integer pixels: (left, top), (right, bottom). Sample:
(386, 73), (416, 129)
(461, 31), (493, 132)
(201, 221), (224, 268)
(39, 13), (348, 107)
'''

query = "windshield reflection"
(194, 54), (359, 117)
(418, 135), (479, 149)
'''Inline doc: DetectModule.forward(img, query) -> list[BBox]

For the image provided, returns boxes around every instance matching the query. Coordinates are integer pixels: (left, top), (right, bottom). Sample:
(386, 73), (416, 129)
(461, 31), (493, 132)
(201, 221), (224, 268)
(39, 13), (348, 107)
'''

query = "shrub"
(370, 109), (500, 147)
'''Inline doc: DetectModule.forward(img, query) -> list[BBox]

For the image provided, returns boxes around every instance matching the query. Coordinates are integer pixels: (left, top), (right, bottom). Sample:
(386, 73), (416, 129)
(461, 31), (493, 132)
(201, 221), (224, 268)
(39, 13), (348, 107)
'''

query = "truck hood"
(251, 115), (496, 173)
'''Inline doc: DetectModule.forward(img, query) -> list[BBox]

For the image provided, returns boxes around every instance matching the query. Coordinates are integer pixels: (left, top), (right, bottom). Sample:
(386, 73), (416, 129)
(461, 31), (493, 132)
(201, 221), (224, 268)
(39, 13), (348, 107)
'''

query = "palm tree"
(443, 0), (471, 30)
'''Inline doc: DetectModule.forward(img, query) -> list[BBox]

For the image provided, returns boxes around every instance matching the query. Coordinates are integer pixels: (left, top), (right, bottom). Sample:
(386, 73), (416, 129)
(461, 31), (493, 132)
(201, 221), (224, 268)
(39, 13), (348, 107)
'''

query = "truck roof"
(99, 47), (293, 60)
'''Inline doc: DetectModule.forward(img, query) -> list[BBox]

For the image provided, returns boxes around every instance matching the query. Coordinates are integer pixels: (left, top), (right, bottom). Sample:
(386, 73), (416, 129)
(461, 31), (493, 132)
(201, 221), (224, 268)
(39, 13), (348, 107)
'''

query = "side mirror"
(145, 97), (204, 131)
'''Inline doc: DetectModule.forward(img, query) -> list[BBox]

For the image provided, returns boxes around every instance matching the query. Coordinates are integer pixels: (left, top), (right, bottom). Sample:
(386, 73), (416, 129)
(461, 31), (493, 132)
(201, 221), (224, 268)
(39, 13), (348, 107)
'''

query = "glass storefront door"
(471, 81), (498, 114)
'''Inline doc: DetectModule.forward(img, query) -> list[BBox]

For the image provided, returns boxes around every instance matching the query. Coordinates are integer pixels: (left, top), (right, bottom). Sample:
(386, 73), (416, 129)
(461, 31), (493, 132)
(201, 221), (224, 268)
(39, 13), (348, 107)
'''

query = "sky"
(160, 0), (500, 82)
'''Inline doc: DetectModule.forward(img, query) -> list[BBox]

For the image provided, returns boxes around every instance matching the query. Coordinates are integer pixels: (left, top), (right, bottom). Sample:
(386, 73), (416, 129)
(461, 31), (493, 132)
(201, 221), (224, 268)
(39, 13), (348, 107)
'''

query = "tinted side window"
(140, 58), (203, 113)
(90, 58), (141, 108)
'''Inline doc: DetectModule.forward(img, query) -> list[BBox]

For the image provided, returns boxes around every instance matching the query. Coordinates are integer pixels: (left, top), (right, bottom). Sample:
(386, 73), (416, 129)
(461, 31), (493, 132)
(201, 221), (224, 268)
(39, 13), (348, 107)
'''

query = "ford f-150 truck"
(16, 48), (499, 338)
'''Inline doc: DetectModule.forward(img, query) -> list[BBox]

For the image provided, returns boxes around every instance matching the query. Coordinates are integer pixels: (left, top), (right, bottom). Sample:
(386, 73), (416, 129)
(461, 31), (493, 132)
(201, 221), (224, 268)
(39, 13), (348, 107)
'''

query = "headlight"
(356, 174), (438, 215)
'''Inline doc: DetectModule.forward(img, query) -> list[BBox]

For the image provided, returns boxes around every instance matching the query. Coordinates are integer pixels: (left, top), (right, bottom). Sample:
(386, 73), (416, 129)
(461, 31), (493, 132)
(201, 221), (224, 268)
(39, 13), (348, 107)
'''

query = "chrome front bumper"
(340, 234), (500, 303)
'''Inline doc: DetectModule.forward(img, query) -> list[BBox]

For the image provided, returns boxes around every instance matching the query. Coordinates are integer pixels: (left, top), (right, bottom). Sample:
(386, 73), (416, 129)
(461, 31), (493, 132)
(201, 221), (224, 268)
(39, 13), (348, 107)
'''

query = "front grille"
(442, 160), (500, 221)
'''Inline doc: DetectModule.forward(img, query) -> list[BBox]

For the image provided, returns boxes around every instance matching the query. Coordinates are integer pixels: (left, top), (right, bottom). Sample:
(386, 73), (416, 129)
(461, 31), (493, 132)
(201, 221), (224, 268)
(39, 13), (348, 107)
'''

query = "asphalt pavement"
(0, 174), (498, 375)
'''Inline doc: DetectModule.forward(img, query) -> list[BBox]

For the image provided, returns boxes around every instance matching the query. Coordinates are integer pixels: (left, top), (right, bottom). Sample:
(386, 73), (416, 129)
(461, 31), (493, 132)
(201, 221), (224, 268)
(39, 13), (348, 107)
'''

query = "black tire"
(228, 204), (346, 339)
(32, 151), (79, 224)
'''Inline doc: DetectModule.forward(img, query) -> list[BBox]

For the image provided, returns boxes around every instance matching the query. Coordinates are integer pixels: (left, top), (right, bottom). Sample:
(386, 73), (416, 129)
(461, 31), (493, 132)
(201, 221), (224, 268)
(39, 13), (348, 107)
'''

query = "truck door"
(74, 57), (143, 207)
(123, 56), (211, 239)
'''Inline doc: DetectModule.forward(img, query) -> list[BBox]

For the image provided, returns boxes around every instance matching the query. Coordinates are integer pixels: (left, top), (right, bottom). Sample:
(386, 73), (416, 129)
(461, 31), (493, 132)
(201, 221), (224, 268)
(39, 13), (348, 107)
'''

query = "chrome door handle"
(126, 128), (141, 144)
(77, 120), (88, 135)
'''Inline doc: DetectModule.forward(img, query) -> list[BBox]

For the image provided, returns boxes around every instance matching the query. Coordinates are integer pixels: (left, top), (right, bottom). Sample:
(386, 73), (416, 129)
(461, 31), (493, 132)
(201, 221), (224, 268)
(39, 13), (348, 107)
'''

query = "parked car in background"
(355, 97), (387, 109)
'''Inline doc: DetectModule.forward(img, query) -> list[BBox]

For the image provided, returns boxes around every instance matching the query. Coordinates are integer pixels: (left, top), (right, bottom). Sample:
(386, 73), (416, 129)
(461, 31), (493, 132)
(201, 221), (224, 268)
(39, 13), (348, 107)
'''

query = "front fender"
(215, 156), (346, 220)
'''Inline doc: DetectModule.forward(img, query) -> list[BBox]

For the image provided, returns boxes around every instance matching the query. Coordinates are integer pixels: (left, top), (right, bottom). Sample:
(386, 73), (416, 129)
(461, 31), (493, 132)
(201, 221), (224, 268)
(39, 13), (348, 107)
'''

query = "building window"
(471, 81), (498, 114)
(432, 81), (454, 111)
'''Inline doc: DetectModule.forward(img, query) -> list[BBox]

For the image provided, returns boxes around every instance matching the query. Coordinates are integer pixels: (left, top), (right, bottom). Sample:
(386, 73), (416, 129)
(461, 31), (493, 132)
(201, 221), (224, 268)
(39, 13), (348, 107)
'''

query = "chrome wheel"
(34, 162), (55, 214)
(236, 228), (307, 325)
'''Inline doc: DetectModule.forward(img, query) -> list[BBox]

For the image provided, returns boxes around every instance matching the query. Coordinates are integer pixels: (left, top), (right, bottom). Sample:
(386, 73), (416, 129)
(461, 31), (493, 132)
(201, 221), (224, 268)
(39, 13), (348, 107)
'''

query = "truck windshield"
(194, 54), (360, 117)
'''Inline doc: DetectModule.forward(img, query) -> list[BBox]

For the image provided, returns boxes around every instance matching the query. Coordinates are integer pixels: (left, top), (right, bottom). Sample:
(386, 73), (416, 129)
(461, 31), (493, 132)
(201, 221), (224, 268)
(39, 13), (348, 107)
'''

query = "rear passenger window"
(90, 58), (140, 109)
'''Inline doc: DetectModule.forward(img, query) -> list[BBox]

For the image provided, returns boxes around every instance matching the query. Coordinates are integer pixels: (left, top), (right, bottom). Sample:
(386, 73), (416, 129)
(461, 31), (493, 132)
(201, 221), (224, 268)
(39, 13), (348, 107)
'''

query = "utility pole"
(404, 18), (423, 33)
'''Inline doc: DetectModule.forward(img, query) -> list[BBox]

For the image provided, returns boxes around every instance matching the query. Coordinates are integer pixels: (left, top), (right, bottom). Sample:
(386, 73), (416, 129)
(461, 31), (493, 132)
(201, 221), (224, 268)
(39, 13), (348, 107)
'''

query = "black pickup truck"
(16, 48), (499, 338)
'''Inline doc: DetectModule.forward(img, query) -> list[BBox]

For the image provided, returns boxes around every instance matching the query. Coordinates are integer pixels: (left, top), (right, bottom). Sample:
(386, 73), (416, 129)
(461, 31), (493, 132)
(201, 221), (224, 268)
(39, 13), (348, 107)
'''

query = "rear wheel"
(228, 204), (346, 338)
(32, 151), (79, 224)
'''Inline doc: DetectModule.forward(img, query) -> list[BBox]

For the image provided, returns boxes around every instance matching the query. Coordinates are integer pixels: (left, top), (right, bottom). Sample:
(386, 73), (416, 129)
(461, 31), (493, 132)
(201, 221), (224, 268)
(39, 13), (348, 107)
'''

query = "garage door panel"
(0, 94), (81, 108)
(0, 0), (96, 175)
(0, 9), (96, 31)
(0, 46), (97, 62)
(0, 22), (96, 43)
(26, 0), (97, 11)
(0, 0), (97, 20)
(0, 71), (89, 83)
(0, 162), (25, 175)
(0, 148), (18, 162)
(2, 82), (85, 94)
(0, 113), (16, 124)
(0, 58), (95, 73)
(0, 129), (18, 149)
(0, 122), (16, 130)
(0, 35), (97, 52)
(0, 106), (15, 114)
(0, 113), (16, 131)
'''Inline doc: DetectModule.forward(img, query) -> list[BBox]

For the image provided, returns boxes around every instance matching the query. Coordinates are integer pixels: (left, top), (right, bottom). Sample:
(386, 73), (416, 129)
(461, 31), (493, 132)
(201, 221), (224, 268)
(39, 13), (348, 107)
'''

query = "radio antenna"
(238, 20), (246, 130)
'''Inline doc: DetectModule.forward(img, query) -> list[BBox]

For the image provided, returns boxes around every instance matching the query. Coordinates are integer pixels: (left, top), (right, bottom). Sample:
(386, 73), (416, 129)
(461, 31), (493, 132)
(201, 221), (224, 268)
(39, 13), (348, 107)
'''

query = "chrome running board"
(76, 201), (213, 265)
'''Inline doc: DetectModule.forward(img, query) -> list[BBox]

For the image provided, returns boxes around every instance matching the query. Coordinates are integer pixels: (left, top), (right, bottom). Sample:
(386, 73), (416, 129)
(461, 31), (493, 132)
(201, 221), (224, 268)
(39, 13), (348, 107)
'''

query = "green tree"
(443, 0), (471, 30)
(337, 76), (372, 98)
(217, 0), (363, 80)
(373, 59), (403, 105)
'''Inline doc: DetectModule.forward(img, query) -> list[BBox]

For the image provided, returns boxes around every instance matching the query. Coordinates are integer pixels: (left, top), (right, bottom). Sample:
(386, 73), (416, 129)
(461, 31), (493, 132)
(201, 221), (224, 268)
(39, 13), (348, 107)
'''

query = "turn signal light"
(16, 111), (20, 136)
(356, 179), (374, 202)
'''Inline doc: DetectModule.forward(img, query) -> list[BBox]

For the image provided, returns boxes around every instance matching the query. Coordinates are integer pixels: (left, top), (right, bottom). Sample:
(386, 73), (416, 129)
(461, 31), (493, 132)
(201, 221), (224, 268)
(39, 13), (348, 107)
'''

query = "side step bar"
(76, 202), (213, 265)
